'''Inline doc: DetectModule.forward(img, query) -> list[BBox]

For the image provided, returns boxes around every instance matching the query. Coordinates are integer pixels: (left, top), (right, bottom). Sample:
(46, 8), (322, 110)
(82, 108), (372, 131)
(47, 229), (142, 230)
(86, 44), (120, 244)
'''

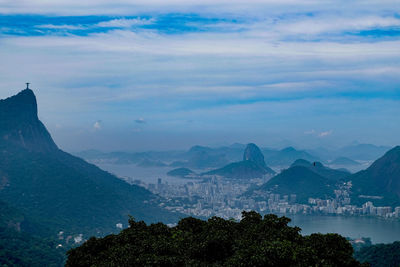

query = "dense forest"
(0, 200), (66, 266)
(67, 211), (367, 267)
(0, 227), (65, 267)
(355, 241), (400, 267)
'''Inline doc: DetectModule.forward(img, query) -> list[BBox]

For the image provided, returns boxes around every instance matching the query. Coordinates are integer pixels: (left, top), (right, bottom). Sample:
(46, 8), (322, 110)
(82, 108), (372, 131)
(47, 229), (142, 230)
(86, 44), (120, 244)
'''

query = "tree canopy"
(67, 211), (366, 267)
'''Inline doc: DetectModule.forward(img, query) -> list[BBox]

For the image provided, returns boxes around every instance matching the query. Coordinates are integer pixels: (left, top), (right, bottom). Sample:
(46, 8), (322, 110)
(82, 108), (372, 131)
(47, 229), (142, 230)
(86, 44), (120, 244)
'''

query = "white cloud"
(0, 0), (398, 17)
(35, 24), (85, 30)
(96, 18), (155, 28)
(319, 130), (333, 137)
(1, 1), (400, 150)
(304, 129), (333, 138)
(275, 16), (400, 36)
(93, 120), (102, 130)
(0, 0), (333, 15)
(6, 29), (400, 59)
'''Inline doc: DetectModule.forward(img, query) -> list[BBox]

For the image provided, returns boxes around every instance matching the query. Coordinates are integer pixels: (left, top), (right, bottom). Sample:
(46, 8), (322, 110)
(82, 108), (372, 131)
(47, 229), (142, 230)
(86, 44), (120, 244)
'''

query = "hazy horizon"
(1, 0), (399, 151)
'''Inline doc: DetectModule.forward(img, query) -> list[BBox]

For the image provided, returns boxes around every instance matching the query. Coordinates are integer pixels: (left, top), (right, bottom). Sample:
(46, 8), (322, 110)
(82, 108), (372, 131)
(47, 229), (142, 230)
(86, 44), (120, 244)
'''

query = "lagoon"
(288, 214), (400, 244)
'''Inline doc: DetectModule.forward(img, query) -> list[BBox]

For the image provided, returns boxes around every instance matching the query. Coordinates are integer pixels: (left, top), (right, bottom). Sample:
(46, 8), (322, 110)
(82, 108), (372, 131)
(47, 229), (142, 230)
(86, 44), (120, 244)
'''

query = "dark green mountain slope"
(0, 89), (179, 239)
(350, 146), (400, 207)
(0, 200), (65, 267)
(252, 166), (334, 203)
(291, 159), (350, 181)
(0, 145), (178, 236)
(203, 143), (275, 179)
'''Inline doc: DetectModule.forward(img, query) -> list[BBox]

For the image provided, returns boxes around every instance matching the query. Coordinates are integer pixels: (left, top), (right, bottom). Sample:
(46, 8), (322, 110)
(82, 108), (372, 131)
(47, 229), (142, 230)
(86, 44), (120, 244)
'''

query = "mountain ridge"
(0, 89), (180, 239)
(249, 166), (334, 203)
(350, 146), (400, 206)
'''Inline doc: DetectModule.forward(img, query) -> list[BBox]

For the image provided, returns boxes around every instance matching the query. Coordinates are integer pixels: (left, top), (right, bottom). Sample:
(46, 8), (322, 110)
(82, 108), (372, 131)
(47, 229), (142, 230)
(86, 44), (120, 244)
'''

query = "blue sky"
(0, 0), (399, 151)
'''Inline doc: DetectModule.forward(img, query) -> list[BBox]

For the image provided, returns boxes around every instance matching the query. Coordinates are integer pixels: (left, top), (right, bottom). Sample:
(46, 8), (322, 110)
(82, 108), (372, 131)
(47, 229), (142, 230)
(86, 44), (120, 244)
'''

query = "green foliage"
(350, 146), (400, 207)
(67, 211), (364, 267)
(254, 166), (335, 203)
(290, 159), (350, 181)
(355, 241), (400, 267)
(0, 226), (66, 267)
(0, 143), (180, 237)
(0, 200), (66, 266)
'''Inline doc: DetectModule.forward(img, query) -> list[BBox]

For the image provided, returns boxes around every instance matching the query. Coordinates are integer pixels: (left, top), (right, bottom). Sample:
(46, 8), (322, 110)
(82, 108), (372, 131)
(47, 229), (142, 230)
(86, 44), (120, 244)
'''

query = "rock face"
(243, 143), (267, 168)
(0, 89), (57, 152)
(203, 143), (275, 179)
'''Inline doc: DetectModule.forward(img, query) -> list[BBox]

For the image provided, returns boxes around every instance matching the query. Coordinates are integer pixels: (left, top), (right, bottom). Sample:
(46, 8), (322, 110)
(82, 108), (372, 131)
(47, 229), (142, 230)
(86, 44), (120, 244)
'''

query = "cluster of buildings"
(142, 176), (262, 220)
(266, 195), (400, 218)
(139, 176), (400, 220)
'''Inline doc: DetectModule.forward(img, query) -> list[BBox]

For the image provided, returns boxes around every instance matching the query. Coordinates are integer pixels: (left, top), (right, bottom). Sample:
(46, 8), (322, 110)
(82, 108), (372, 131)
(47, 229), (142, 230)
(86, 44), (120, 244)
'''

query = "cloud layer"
(0, 1), (399, 151)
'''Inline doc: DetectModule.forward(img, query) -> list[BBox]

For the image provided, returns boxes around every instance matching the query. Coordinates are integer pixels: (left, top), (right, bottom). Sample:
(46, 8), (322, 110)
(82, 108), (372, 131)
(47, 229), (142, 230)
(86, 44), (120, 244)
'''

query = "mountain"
(167, 168), (195, 178)
(263, 147), (319, 166)
(291, 159), (350, 181)
(77, 144), (321, 171)
(187, 147), (230, 169)
(0, 89), (179, 240)
(330, 157), (361, 166)
(307, 144), (391, 162)
(0, 89), (57, 152)
(337, 144), (391, 161)
(203, 143), (275, 179)
(349, 146), (400, 206)
(250, 166), (334, 203)
(243, 143), (267, 168)
(204, 161), (274, 179)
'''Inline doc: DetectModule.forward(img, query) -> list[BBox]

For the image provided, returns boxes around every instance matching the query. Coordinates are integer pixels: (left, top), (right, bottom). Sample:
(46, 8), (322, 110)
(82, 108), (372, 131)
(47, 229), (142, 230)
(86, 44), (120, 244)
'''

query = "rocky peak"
(0, 89), (38, 121)
(243, 143), (267, 168)
(0, 89), (57, 152)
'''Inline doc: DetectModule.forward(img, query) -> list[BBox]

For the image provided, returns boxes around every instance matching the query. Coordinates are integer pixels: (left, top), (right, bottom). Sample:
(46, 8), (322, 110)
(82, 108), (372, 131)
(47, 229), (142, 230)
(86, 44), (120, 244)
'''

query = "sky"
(0, 0), (399, 151)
